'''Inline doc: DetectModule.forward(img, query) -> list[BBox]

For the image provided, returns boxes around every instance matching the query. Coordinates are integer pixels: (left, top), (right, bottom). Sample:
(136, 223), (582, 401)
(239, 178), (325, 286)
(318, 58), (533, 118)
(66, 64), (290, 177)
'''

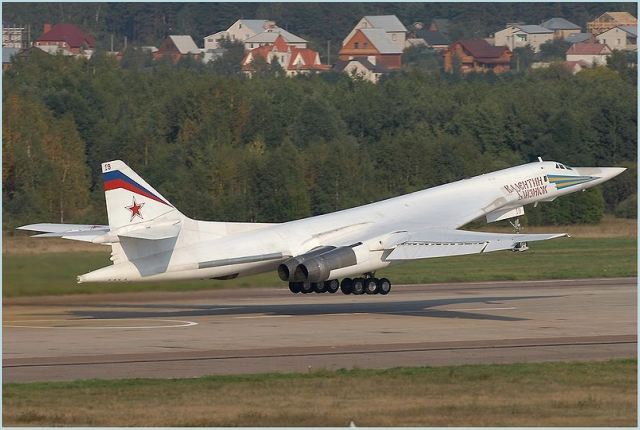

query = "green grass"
(3, 359), (636, 426)
(3, 238), (636, 297)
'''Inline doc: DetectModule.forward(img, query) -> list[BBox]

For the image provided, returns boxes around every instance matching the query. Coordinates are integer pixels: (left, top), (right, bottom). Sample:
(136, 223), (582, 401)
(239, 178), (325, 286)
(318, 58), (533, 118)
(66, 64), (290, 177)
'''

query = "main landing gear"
(288, 277), (391, 295)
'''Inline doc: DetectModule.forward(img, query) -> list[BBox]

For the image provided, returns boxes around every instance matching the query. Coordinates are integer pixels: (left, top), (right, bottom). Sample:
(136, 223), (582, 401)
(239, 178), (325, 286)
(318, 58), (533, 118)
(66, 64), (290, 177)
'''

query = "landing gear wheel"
(312, 282), (327, 293)
(377, 278), (391, 295)
(300, 282), (313, 294)
(365, 278), (379, 295)
(326, 279), (340, 294)
(289, 282), (301, 294)
(352, 278), (365, 295)
(340, 278), (353, 295)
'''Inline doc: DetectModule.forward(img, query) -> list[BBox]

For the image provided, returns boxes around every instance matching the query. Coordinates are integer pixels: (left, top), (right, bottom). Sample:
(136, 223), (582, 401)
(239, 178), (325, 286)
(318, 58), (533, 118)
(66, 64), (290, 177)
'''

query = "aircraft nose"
(574, 166), (626, 180)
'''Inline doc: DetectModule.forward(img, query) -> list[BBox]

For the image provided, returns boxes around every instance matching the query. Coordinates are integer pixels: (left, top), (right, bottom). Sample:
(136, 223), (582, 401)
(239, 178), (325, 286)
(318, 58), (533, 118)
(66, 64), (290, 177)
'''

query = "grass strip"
(3, 238), (636, 297)
(3, 359), (636, 426)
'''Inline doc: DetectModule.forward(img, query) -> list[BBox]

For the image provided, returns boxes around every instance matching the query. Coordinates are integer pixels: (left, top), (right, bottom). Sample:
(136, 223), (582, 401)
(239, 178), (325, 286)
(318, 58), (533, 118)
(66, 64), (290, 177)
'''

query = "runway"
(3, 277), (637, 383)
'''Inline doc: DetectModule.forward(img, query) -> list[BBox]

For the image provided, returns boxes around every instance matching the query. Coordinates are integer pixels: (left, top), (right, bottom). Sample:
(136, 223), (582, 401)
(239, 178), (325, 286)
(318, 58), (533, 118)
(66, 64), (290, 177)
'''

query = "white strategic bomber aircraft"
(19, 159), (625, 295)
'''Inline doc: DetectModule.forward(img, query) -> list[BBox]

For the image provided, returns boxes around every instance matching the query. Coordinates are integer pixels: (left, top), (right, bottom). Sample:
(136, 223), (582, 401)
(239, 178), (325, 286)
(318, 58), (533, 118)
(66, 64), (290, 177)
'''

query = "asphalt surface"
(3, 277), (636, 383)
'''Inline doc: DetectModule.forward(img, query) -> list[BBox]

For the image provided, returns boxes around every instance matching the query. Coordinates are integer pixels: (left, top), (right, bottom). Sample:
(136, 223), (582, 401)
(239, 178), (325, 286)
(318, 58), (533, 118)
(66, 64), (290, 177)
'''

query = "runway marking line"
(3, 318), (198, 330)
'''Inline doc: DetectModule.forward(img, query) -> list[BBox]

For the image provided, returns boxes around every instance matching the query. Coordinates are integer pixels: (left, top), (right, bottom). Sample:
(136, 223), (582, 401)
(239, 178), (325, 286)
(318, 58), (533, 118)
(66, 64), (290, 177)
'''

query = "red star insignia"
(125, 197), (145, 221)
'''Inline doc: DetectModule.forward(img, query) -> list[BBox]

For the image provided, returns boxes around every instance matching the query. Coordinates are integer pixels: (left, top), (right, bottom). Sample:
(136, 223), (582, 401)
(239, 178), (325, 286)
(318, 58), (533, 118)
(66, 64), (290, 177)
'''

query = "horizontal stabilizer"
(18, 223), (109, 234)
(386, 229), (568, 261)
(18, 224), (111, 243)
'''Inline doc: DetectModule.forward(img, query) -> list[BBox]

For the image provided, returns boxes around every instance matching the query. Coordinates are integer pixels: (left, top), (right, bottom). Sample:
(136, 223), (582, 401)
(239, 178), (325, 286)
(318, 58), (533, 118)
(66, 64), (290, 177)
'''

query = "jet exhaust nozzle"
(293, 246), (358, 282)
(277, 246), (336, 281)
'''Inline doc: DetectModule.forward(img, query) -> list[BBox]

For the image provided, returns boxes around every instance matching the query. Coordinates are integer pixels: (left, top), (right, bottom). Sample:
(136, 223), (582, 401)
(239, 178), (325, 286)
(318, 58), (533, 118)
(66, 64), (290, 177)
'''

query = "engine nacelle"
(293, 246), (358, 282)
(278, 246), (335, 281)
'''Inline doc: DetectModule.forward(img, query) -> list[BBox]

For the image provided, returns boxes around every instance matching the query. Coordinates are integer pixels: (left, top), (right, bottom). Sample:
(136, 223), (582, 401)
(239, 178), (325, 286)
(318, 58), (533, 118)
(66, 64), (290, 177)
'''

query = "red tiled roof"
(242, 39), (329, 71)
(566, 42), (610, 55)
(457, 39), (509, 59)
(36, 23), (95, 49)
(272, 35), (289, 52)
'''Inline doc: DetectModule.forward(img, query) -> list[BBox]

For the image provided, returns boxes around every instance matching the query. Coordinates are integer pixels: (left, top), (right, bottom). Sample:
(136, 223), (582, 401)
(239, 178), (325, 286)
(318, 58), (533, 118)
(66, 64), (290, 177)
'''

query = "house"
(566, 42), (612, 66)
(154, 35), (201, 63)
(494, 24), (554, 52)
(339, 28), (403, 69)
(205, 19), (273, 50)
(243, 28), (307, 51)
(3, 46), (20, 70)
(241, 35), (329, 77)
(587, 12), (637, 35)
(415, 29), (450, 51)
(344, 15), (407, 52)
(203, 19), (307, 51)
(334, 57), (392, 83)
(3, 21), (25, 48)
(565, 33), (594, 44)
(596, 26), (637, 51)
(34, 23), (95, 56)
(540, 17), (581, 39)
(563, 60), (590, 74)
(444, 39), (512, 74)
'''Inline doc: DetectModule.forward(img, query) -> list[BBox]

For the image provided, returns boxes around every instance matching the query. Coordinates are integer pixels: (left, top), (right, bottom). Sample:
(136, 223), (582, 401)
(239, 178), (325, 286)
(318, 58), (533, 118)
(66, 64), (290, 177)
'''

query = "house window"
(392, 33), (397, 41)
(617, 38), (621, 45)
(208, 38), (213, 43)
(364, 42), (368, 48)
(239, 23), (242, 29)
(354, 42), (359, 49)
(516, 34), (527, 42)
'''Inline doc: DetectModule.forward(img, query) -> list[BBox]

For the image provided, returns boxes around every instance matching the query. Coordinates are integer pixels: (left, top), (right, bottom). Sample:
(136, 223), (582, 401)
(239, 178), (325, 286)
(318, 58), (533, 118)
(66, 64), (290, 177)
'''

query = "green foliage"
(539, 39), (571, 62)
(2, 50), (636, 228)
(511, 46), (536, 72)
(607, 50), (637, 85)
(402, 45), (443, 72)
(615, 195), (637, 219)
(602, 162), (636, 211)
(526, 188), (605, 225)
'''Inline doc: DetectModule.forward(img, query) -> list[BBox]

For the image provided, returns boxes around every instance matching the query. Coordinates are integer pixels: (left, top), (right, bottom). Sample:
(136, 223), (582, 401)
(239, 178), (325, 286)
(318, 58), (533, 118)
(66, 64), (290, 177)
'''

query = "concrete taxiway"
(3, 277), (636, 383)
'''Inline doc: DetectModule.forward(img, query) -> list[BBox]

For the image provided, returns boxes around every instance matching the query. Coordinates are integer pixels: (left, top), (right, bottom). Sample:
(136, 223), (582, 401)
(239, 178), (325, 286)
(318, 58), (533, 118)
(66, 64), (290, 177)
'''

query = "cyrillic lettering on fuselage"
(503, 176), (548, 201)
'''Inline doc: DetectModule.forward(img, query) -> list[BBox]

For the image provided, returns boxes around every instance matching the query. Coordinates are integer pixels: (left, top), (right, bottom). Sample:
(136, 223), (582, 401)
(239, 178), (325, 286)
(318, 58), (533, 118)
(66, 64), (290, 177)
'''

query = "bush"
(614, 195), (637, 219)
(526, 188), (604, 225)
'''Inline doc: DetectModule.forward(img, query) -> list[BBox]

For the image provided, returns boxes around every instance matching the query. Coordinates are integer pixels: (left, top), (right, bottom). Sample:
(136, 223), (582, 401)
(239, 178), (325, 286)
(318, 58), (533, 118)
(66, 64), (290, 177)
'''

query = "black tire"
(326, 279), (340, 294)
(378, 278), (391, 295)
(365, 278), (379, 295)
(340, 278), (353, 295)
(289, 282), (301, 294)
(352, 278), (365, 295)
(312, 282), (327, 293)
(300, 282), (313, 294)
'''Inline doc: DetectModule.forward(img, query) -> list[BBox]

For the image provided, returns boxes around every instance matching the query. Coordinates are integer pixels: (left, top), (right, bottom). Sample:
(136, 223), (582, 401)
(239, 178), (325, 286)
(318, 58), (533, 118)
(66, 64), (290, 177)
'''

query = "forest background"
(2, 2), (637, 228)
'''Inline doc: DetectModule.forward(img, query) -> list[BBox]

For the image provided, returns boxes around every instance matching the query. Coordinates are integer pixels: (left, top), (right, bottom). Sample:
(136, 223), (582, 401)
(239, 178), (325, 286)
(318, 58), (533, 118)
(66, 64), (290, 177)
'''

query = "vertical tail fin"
(102, 160), (182, 230)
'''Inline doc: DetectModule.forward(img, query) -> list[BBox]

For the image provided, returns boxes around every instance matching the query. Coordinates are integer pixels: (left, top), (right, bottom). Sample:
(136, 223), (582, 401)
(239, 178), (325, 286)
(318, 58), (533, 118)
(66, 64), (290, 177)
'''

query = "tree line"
(2, 50), (636, 229)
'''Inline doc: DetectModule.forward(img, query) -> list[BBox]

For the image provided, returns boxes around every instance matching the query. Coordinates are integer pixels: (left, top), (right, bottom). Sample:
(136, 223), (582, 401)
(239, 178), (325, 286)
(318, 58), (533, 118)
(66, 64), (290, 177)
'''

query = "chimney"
(43, 22), (52, 34)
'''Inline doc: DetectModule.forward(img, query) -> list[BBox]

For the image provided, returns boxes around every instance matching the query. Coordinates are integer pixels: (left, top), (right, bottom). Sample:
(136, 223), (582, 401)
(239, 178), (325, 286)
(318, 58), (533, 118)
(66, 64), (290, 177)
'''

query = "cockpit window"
(565, 165), (573, 170)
